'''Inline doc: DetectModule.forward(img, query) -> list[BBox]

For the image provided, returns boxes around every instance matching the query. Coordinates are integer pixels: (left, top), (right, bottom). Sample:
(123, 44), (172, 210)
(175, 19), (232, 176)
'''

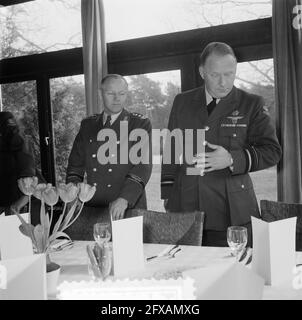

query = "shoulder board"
(130, 112), (148, 120)
(83, 114), (100, 121)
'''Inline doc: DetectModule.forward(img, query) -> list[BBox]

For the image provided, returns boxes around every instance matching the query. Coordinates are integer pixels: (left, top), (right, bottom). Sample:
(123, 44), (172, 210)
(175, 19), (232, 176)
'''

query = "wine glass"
(227, 226), (248, 258)
(93, 222), (111, 246)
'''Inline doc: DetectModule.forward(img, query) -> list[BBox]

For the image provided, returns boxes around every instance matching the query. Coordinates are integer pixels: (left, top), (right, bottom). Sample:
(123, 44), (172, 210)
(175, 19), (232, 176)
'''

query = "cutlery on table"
(245, 252), (253, 265)
(147, 244), (179, 261)
(169, 247), (182, 258)
(238, 247), (249, 262)
(51, 239), (73, 251)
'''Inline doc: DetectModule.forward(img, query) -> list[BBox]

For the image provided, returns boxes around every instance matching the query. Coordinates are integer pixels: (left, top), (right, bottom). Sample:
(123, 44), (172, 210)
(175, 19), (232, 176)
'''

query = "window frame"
(0, 17), (274, 185)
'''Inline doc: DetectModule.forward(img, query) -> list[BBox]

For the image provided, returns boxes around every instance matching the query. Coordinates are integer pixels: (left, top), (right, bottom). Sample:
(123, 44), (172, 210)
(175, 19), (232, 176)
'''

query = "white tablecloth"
(50, 241), (302, 300)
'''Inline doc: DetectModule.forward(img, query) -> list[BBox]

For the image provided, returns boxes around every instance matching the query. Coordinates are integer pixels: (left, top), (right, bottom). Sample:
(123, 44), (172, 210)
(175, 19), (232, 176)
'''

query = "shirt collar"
(103, 110), (123, 125)
(205, 87), (220, 105)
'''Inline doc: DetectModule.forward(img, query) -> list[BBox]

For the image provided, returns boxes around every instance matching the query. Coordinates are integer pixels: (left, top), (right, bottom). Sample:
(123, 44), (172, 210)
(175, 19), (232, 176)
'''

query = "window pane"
(104, 0), (272, 42)
(0, 0), (82, 59)
(50, 75), (86, 184)
(235, 58), (277, 202)
(126, 70), (181, 211)
(1, 81), (41, 174)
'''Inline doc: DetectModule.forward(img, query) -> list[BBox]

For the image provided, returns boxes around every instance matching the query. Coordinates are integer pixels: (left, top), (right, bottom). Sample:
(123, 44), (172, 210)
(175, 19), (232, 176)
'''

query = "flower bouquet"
(15, 177), (96, 271)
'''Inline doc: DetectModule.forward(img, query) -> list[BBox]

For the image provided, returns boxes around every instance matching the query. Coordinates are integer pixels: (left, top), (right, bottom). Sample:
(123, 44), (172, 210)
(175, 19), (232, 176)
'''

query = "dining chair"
(125, 209), (205, 246)
(260, 200), (302, 251)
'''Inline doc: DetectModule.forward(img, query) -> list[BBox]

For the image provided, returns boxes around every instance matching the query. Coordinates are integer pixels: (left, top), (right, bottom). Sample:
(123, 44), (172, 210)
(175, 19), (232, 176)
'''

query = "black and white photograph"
(0, 0), (302, 305)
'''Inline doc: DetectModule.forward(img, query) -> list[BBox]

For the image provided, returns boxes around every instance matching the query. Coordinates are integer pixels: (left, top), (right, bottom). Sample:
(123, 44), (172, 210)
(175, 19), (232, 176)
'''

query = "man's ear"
(199, 66), (204, 79)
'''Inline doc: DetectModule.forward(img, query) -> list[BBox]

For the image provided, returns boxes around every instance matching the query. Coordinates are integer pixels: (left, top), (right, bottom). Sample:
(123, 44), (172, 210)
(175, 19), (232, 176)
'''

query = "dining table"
(50, 241), (302, 300)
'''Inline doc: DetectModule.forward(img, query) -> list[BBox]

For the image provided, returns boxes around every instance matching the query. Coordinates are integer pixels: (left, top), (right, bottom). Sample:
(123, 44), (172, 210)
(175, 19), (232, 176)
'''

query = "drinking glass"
(93, 222), (111, 246)
(227, 226), (248, 258)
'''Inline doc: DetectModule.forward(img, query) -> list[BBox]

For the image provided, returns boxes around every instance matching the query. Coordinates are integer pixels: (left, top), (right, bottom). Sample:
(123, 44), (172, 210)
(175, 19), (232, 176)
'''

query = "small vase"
(46, 255), (61, 297)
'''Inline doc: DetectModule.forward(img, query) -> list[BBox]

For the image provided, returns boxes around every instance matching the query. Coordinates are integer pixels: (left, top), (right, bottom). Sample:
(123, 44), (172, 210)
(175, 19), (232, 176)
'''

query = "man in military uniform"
(161, 42), (282, 247)
(66, 74), (152, 239)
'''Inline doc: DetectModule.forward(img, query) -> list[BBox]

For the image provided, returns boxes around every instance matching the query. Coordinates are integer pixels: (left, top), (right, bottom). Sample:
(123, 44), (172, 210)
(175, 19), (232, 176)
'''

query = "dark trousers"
(202, 222), (253, 247)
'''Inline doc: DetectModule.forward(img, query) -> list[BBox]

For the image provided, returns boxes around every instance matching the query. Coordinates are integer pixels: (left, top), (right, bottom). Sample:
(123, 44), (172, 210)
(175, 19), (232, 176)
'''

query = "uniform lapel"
(192, 86), (208, 128)
(92, 113), (103, 139)
(207, 87), (239, 124)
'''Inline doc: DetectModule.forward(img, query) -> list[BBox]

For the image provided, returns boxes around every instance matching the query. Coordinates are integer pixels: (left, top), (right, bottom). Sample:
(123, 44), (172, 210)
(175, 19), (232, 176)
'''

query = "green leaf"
(16, 212), (37, 248)
(48, 231), (71, 246)
(51, 211), (65, 238)
(34, 224), (45, 253)
(60, 200), (78, 231)
(38, 199), (50, 251)
(40, 198), (46, 228)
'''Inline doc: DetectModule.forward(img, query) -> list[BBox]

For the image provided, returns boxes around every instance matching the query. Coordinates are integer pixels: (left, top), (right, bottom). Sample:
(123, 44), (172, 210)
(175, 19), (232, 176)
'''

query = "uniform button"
(108, 168), (112, 172)
(111, 154), (115, 157)
(205, 126), (210, 131)
(92, 154), (96, 158)
(241, 184), (245, 189)
(93, 183), (97, 186)
(89, 139), (92, 143)
(233, 133), (237, 138)
(117, 141), (120, 144)
(93, 168), (97, 172)
(107, 184), (111, 188)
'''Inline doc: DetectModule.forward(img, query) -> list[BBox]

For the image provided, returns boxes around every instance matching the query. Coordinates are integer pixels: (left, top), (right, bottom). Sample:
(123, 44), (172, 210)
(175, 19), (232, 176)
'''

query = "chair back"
(126, 209), (204, 246)
(260, 200), (302, 251)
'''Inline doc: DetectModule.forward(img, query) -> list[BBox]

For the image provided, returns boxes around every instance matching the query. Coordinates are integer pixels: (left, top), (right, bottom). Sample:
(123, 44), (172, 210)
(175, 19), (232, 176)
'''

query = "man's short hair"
(100, 74), (128, 89)
(199, 42), (237, 66)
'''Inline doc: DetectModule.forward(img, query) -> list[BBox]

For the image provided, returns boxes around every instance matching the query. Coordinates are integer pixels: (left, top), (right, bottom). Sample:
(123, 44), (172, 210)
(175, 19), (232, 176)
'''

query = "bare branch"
(248, 61), (274, 83)
(235, 76), (270, 88)
(15, 30), (47, 52)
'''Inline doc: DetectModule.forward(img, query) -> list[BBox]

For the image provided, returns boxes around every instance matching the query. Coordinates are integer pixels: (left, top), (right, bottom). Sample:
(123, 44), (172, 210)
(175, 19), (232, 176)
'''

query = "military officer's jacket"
(66, 109), (152, 209)
(161, 85), (282, 230)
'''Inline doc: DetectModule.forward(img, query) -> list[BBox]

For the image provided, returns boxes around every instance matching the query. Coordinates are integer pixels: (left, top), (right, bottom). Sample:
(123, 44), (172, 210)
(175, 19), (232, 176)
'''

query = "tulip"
(42, 185), (59, 206)
(57, 183), (79, 203)
(33, 183), (48, 200)
(18, 176), (38, 196)
(78, 183), (96, 203)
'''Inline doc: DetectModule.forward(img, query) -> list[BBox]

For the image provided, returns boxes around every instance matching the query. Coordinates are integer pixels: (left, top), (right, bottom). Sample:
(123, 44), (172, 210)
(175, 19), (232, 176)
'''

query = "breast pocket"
(219, 126), (247, 150)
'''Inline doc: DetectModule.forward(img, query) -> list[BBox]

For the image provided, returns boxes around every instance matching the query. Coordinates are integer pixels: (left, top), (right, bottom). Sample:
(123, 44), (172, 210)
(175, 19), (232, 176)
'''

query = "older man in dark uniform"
(66, 74), (152, 239)
(161, 42), (282, 247)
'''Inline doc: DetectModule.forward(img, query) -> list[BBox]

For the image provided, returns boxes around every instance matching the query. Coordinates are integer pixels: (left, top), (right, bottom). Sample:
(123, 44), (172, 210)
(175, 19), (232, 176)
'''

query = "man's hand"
(193, 142), (233, 174)
(109, 197), (128, 220)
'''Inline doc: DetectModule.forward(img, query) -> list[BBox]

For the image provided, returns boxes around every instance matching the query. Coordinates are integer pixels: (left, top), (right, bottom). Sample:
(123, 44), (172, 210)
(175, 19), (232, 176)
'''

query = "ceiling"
(0, 0), (34, 6)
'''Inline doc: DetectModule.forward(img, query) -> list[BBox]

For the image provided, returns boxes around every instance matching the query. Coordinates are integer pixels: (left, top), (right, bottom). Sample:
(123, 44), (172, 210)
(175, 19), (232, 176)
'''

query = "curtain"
(81, 0), (107, 115)
(273, 0), (302, 203)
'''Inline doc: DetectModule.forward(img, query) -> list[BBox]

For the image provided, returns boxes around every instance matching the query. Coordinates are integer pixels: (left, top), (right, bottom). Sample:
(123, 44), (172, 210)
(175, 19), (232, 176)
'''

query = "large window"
(236, 58), (277, 202)
(0, 0), (276, 202)
(126, 70), (181, 211)
(103, 0), (272, 42)
(50, 75), (86, 184)
(0, 0), (82, 59)
(1, 81), (41, 174)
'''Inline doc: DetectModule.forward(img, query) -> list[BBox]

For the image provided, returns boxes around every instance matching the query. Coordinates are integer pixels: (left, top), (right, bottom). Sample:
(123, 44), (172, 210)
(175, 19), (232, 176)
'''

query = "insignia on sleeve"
(84, 114), (100, 121)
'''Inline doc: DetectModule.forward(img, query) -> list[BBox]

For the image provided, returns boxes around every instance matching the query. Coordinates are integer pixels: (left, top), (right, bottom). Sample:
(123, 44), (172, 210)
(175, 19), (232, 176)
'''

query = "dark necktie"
(104, 115), (111, 128)
(207, 97), (217, 116)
